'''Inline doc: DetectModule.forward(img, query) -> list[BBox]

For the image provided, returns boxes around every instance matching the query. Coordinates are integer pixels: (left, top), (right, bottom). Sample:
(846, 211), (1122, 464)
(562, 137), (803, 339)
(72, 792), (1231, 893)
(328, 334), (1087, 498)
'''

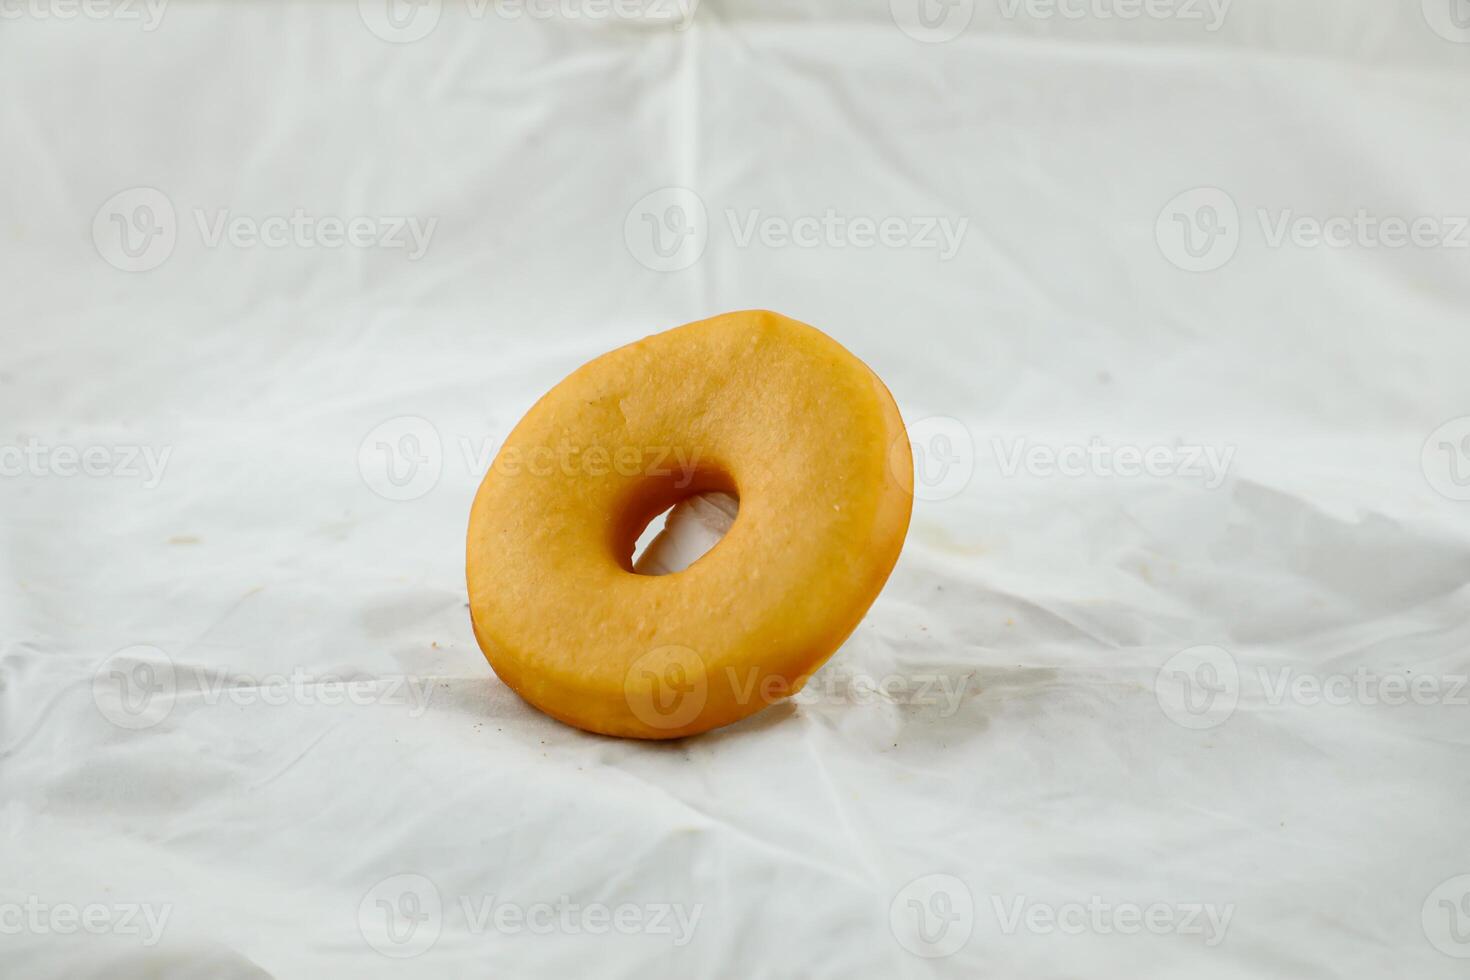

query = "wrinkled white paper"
(2, 2), (1469, 977)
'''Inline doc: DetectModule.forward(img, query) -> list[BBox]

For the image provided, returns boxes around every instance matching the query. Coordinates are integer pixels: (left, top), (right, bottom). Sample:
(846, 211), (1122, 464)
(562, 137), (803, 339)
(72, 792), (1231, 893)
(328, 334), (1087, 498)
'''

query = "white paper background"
(3, 1), (1470, 976)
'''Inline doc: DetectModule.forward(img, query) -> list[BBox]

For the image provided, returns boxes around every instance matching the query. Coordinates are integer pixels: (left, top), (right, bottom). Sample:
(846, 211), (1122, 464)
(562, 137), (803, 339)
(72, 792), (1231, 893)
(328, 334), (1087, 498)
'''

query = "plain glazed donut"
(466, 310), (913, 739)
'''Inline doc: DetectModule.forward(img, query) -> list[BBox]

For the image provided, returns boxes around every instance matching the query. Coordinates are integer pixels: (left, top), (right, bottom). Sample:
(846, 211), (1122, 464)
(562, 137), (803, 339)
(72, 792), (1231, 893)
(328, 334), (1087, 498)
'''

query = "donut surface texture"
(466, 310), (913, 738)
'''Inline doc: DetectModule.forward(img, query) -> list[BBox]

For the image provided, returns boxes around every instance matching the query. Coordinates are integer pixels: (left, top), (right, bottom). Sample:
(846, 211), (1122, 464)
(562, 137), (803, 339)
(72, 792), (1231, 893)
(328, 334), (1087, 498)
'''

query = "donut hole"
(631, 491), (739, 575)
(611, 462), (739, 575)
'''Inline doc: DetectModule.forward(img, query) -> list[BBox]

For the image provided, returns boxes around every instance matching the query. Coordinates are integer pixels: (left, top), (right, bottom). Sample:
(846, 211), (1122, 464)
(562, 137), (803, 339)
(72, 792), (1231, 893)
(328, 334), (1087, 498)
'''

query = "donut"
(466, 310), (913, 739)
